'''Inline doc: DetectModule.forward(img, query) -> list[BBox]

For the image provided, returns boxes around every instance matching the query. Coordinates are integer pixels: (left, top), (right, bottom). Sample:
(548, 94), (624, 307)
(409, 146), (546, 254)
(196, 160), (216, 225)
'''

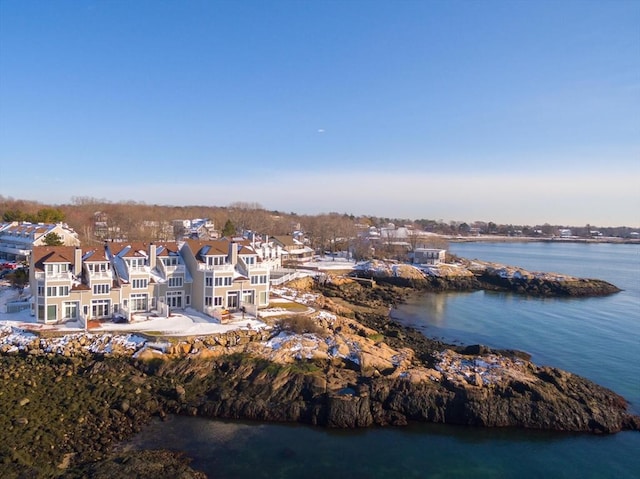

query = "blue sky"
(0, 0), (638, 226)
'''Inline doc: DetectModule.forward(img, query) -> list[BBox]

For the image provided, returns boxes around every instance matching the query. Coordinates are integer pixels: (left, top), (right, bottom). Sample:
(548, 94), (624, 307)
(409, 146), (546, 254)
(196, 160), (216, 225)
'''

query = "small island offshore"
(0, 257), (636, 478)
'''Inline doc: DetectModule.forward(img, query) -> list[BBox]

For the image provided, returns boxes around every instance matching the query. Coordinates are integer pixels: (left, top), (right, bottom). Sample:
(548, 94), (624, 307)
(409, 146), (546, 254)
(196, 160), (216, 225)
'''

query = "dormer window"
(45, 263), (69, 275)
(127, 258), (145, 268)
(207, 256), (225, 266)
(162, 257), (179, 266)
(243, 256), (256, 265)
(88, 263), (109, 273)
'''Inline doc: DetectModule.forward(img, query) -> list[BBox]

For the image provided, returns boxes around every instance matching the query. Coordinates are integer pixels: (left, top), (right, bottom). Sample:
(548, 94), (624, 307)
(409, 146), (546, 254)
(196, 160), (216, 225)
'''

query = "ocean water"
(126, 242), (640, 478)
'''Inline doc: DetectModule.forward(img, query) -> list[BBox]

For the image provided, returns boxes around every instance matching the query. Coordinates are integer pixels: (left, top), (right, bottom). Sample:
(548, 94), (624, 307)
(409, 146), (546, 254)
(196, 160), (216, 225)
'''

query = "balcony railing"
(244, 262), (268, 272)
(159, 263), (185, 275)
(34, 271), (73, 281)
(88, 271), (113, 279)
(197, 262), (235, 272)
(127, 265), (150, 273)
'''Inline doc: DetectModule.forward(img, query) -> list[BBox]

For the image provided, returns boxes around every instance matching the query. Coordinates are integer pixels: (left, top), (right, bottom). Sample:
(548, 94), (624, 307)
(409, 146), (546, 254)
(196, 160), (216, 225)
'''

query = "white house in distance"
(0, 222), (80, 262)
(410, 248), (446, 265)
(269, 235), (314, 263)
(173, 218), (218, 240)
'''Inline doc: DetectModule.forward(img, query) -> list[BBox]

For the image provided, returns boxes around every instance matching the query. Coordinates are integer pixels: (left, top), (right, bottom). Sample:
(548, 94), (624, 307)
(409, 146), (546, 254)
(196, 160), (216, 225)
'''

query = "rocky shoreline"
(1, 277), (636, 478)
(351, 258), (622, 297)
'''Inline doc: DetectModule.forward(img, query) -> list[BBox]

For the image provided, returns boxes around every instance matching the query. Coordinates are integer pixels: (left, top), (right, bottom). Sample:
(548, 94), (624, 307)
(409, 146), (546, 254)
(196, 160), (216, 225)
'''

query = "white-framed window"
(93, 283), (110, 295)
(38, 285), (45, 296)
(127, 258), (146, 268)
(250, 275), (268, 285)
(205, 276), (213, 287)
(46, 285), (70, 297)
(130, 293), (148, 312)
(63, 302), (78, 320)
(168, 276), (183, 288)
(45, 263), (69, 275)
(162, 257), (179, 266)
(214, 276), (232, 286)
(91, 299), (111, 318)
(88, 263), (109, 273)
(214, 296), (223, 306)
(207, 256), (226, 266)
(132, 278), (148, 289)
(166, 291), (183, 308)
(243, 256), (256, 265)
(205, 296), (212, 306)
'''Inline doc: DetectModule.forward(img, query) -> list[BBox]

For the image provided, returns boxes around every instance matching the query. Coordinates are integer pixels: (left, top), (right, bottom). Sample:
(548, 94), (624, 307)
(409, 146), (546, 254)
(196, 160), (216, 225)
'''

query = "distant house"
(270, 235), (314, 263)
(0, 222), (80, 262)
(558, 229), (572, 238)
(173, 218), (218, 240)
(248, 235), (285, 270)
(410, 248), (446, 265)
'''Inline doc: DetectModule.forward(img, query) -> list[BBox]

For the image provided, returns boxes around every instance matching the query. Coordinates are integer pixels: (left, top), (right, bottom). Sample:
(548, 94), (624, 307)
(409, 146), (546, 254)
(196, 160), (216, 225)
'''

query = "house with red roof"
(28, 237), (268, 325)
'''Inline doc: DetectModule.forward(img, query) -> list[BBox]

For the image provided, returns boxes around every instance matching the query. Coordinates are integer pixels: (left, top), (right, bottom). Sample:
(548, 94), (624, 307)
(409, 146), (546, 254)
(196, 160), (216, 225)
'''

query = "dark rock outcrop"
(63, 449), (207, 479)
(147, 355), (639, 435)
(477, 272), (621, 297)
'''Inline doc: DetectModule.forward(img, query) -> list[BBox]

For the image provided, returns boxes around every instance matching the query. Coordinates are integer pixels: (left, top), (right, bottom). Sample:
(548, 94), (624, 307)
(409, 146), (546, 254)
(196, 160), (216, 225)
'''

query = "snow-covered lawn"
(0, 283), (266, 336)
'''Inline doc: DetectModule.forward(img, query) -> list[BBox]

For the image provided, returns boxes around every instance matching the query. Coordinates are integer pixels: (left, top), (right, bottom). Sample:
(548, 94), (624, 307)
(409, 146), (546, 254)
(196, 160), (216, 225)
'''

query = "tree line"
(0, 196), (637, 257)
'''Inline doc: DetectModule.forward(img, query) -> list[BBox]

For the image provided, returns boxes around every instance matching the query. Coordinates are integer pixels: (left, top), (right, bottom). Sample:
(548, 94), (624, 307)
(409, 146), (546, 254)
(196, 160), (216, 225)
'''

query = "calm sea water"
(126, 242), (640, 478)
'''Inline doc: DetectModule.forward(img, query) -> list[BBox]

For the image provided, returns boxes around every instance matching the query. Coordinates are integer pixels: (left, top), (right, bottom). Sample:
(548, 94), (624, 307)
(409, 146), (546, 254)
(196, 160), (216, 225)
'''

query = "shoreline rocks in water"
(0, 277), (636, 478)
(351, 258), (622, 297)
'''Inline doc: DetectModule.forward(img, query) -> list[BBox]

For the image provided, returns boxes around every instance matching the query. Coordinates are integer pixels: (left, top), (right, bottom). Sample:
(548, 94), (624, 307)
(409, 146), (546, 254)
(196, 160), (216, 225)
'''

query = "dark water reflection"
(124, 415), (639, 479)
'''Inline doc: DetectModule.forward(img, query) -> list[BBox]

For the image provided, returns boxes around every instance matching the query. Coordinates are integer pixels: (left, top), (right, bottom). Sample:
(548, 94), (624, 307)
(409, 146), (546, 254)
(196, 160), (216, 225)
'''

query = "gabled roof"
(0, 222), (78, 244)
(271, 235), (302, 248)
(32, 246), (78, 271)
(155, 242), (180, 257)
(105, 242), (149, 284)
(110, 241), (149, 259)
(238, 244), (258, 255)
(82, 248), (109, 262)
(184, 239), (229, 262)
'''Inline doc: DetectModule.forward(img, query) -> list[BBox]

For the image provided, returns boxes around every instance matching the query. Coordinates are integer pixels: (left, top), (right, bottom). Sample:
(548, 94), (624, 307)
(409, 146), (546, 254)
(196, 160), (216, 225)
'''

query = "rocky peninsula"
(351, 258), (622, 296)
(0, 273), (636, 478)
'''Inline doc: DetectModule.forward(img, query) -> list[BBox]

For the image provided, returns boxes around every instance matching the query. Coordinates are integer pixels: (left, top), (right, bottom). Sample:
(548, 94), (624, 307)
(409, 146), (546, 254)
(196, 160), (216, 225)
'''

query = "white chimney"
(229, 241), (238, 265)
(74, 247), (83, 276)
(149, 242), (157, 269)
